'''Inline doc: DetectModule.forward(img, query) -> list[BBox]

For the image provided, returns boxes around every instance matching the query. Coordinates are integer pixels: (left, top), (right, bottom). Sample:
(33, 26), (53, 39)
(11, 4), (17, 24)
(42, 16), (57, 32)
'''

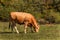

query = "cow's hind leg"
(12, 21), (19, 34)
(14, 26), (19, 34)
(11, 21), (15, 31)
(13, 21), (19, 34)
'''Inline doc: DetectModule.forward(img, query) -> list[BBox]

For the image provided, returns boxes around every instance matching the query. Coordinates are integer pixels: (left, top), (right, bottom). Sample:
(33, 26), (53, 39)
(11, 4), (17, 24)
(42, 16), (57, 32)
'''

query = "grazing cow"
(9, 12), (39, 33)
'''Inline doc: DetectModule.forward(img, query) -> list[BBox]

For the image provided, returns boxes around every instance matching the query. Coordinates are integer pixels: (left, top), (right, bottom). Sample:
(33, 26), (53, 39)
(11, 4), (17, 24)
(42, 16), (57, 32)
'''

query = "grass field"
(0, 22), (60, 40)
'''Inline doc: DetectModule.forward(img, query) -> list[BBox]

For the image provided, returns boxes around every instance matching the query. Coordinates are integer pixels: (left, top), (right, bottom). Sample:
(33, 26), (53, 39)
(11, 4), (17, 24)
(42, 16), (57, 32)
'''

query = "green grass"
(0, 22), (60, 40)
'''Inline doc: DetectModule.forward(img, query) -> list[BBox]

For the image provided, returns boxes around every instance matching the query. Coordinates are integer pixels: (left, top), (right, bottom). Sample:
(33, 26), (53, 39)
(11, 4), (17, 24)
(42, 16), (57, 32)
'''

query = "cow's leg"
(12, 21), (19, 34)
(29, 25), (33, 33)
(24, 22), (28, 34)
(11, 21), (19, 34)
(14, 26), (19, 34)
(30, 27), (33, 32)
(11, 21), (15, 31)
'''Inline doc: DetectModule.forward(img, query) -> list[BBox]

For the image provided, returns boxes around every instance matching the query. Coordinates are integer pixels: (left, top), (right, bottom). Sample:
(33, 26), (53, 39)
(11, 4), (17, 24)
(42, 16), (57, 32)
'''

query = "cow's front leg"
(24, 22), (28, 34)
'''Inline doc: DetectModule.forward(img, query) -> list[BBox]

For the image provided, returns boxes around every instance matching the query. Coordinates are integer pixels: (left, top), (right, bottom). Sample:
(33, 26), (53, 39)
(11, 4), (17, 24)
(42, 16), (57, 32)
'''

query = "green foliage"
(49, 10), (60, 23)
(0, 0), (60, 23)
(44, 9), (60, 23)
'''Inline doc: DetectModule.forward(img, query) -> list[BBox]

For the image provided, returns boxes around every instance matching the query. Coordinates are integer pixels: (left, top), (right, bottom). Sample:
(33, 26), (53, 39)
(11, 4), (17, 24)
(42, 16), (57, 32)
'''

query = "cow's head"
(34, 25), (39, 32)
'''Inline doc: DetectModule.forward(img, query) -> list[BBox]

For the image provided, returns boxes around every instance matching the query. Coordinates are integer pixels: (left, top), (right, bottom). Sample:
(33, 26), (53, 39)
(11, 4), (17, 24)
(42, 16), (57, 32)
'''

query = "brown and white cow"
(9, 12), (39, 33)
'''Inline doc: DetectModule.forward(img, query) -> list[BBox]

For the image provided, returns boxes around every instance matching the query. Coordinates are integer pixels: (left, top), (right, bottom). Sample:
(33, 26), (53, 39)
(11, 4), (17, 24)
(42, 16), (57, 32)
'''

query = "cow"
(9, 12), (39, 34)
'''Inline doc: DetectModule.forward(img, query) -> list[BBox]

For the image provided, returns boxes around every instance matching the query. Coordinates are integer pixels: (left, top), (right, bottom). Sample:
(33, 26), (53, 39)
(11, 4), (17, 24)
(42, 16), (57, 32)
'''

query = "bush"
(44, 10), (60, 24)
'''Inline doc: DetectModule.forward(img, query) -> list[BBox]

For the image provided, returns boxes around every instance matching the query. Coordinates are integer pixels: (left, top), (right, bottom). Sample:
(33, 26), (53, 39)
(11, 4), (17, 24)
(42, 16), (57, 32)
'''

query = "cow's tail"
(9, 15), (11, 29)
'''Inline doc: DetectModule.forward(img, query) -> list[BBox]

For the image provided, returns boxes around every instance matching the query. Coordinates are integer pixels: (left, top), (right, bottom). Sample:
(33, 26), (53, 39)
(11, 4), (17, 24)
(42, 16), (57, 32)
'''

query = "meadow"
(0, 22), (60, 40)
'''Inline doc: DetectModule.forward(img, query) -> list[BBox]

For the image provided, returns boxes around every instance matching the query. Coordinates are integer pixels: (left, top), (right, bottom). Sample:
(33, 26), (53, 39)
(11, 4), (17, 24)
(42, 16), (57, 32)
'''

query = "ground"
(0, 22), (60, 40)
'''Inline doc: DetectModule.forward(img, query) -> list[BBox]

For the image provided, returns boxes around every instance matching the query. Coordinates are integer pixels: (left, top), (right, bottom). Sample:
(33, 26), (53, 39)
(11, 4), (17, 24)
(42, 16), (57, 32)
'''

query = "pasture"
(0, 22), (60, 40)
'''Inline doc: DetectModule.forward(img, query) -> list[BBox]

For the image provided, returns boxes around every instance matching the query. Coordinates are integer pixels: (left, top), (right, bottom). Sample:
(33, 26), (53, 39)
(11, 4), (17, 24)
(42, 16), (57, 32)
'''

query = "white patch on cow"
(14, 26), (19, 34)
(24, 26), (27, 34)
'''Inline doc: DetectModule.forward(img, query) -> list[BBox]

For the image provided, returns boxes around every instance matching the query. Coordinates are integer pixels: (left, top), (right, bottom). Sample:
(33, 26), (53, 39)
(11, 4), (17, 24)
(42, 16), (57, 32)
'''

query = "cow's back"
(10, 12), (34, 23)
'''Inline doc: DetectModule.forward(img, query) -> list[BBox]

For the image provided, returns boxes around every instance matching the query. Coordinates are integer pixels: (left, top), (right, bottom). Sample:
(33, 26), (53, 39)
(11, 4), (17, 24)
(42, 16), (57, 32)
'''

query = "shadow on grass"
(0, 32), (24, 34)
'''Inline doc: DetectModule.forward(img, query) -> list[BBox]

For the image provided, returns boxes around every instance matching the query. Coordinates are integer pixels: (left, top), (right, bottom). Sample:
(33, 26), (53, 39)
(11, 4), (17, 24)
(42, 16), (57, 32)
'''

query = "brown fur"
(9, 12), (39, 33)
